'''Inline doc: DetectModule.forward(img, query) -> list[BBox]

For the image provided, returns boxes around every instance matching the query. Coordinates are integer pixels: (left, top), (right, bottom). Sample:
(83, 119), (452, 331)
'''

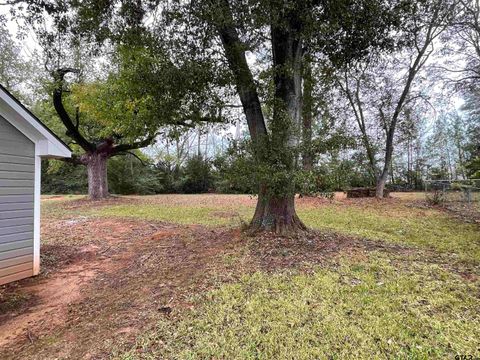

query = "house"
(0, 84), (71, 286)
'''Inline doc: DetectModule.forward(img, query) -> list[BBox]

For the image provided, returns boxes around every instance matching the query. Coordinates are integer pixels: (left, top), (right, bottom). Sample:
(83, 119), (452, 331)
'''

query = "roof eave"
(0, 85), (72, 158)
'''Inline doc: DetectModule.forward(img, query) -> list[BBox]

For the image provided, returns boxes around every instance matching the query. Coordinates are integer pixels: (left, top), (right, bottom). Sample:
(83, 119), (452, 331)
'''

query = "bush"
(108, 153), (160, 195)
(41, 160), (88, 194)
(176, 155), (214, 193)
(426, 189), (446, 205)
(213, 141), (258, 194)
(154, 159), (178, 193)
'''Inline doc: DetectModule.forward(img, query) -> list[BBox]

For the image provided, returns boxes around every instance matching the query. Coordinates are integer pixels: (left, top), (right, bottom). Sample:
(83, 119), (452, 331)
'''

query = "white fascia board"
(33, 155), (41, 276)
(35, 139), (72, 158)
(0, 91), (71, 158)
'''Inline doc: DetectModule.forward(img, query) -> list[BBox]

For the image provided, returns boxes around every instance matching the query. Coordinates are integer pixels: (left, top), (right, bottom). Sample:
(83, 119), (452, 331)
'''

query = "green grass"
(87, 198), (480, 262)
(92, 204), (253, 226)
(119, 253), (480, 360)
(299, 206), (480, 262)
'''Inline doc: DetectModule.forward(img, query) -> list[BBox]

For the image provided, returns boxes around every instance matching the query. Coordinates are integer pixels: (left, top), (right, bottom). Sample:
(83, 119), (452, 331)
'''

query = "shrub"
(177, 155), (214, 193)
(213, 141), (258, 194)
(41, 159), (88, 194)
(426, 189), (445, 205)
(108, 153), (160, 195)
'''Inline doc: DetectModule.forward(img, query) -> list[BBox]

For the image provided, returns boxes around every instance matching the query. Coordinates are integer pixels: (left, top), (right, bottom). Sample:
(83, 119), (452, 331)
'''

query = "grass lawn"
(1, 193), (478, 359)
(122, 254), (479, 359)
(62, 193), (480, 261)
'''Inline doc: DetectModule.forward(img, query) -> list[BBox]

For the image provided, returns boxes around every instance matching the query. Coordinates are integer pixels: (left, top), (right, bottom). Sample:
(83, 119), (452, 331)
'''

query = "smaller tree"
(178, 155), (214, 194)
(337, 0), (457, 197)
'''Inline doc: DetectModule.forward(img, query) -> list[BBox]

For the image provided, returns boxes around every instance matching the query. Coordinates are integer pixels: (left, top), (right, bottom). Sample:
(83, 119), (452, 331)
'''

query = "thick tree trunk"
(86, 152), (109, 200)
(249, 186), (307, 235)
(246, 7), (305, 235)
(302, 57), (313, 171)
(215, 0), (308, 235)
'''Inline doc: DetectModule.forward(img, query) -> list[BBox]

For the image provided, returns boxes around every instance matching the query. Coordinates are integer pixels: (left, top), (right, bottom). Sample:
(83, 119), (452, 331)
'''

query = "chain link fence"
(424, 179), (480, 205)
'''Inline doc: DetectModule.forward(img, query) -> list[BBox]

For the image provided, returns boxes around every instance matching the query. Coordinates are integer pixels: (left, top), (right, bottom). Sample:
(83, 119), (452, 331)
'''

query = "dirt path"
(0, 217), (163, 357)
(0, 260), (97, 348)
(0, 216), (246, 359)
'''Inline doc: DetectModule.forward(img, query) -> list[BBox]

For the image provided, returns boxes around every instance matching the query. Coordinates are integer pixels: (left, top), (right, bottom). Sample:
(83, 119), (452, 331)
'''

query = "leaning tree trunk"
(86, 152), (109, 200)
(249, 186), (307, 235)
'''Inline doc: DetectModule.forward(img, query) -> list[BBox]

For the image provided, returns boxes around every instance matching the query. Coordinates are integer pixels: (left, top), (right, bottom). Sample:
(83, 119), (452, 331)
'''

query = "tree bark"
(86, 152), (109, 200)
(249, 187), (307, 235)
(255, 5), (305, 234)
(302, 57), (314, 170)
(376, 171), (388, 198)
(376, 125), (394, 198)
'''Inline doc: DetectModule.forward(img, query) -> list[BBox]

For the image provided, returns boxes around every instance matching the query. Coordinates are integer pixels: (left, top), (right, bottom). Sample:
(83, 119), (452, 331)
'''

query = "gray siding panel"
(0, 154), (35, 165)
(0, 187), (35, 195)
(0, 140), (37, 157)
(0, 262), (32, 278)
(0, 254), (32, 269)
(0, 217), (34, 227)
(0, 202), (34, 211)
(0, 232), (33, 243)
(0, 269), (33, 286)
(0, 194), (34, 203)
(0, 240), (33, 253)
(0, 247), (32, 261)
(0, 209), (34, 220)
(0, 224), (33, 236)
(0, 115), (34, 285)
(0, 163), (34, 172)
(0, 171), (35, 180)
(0, 179), (35, 187)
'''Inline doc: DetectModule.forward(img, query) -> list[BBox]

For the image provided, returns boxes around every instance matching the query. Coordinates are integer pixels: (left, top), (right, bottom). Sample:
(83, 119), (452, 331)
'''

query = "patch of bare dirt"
(297, 192), (411, 209)
(0, 217), (161, 358)
(0, 217), (247, 359)
(443, 203), (480, 225)
(42, 195), (69, 201)
(0, 263), (96, 348)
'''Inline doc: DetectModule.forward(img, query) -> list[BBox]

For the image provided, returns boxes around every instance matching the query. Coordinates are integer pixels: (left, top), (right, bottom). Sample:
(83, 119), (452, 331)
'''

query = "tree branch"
(112, 151), (151, 166)
(52, 68), (95, 152)
(210, 0), (268, 145)
(111, 135), (157, 154)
